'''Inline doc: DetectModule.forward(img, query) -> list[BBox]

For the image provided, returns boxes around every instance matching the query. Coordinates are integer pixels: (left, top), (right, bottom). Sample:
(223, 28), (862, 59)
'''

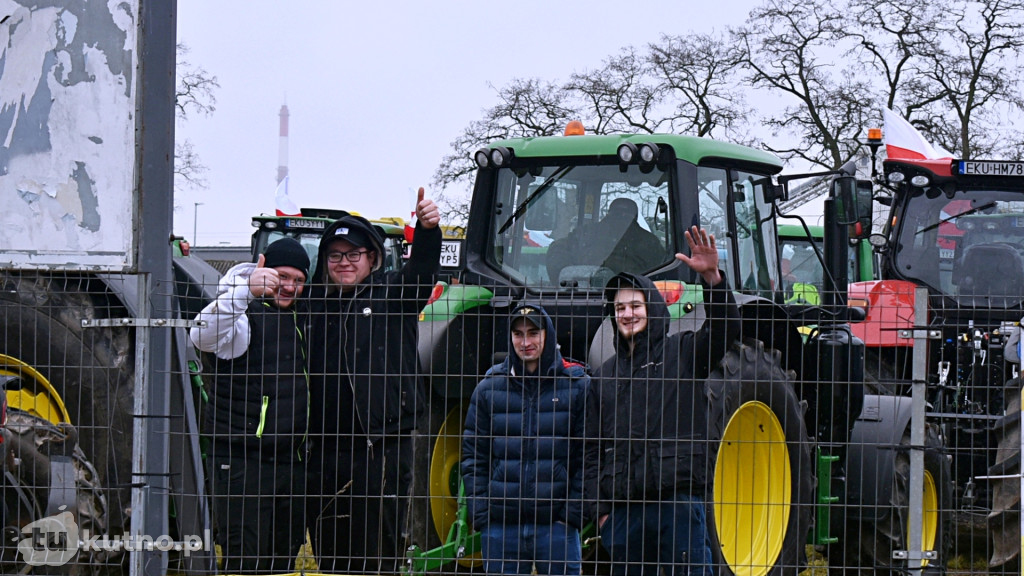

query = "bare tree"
(433, 79), (577, 225)
(175, 43), (219, 190)
(565, 46), (664, 135)
(847, 0), (948, 116)
(915, 0), (1024, 158)
(732, 0), (875, 170)
(648, 32), (753, 143)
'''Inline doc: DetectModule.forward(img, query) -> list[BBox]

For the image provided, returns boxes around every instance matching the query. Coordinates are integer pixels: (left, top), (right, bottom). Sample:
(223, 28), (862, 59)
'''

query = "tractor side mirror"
(832, 175), (859, 226)
(852, 179), (874, 239)
(832, 175), (874, 239)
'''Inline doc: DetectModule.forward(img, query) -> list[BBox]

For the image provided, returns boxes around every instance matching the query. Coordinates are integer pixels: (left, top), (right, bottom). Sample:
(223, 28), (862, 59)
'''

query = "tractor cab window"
(697, 166), (779, 295)
(894, 189), (1024, 307)
(490, 162), (674, 289)
(779, 234), (824, 305)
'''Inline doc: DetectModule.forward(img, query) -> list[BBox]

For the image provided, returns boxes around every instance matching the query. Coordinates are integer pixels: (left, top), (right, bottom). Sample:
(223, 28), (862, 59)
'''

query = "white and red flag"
(274, 175), (300, 216)
(882, 108), (953, 160)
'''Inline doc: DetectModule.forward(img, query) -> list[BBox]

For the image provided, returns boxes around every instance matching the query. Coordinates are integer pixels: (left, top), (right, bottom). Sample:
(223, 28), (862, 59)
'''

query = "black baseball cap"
(329, 224), (374, 249)
(510, 305), (545, 330)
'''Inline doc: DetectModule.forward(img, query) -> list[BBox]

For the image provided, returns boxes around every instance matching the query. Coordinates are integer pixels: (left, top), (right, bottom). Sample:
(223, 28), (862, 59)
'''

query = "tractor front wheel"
(839, 419), (952, 576)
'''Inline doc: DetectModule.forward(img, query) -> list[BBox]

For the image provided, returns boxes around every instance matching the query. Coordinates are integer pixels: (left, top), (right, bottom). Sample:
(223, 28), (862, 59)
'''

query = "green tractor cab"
(408, 129), (911, 576)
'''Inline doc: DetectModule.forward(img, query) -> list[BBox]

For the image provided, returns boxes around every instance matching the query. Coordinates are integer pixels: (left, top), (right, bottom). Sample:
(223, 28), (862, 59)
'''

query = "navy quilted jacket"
(461, 305), (592, 530)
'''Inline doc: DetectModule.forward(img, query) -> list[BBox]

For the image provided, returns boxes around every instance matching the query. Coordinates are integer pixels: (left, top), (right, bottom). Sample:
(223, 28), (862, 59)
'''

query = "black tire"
(706, 340), (814, 576)
(989, 378), (1021, 575)
(0, 272), (134, 574)
(839, 419), (953, 576)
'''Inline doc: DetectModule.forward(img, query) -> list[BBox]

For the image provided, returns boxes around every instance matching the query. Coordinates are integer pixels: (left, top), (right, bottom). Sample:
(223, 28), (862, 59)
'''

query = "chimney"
(277, 104), (289, 184)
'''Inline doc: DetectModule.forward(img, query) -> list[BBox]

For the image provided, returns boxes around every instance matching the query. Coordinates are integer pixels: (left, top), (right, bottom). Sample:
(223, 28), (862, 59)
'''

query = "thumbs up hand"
(249, 253), (281, 298)
(415, 187), (441, 229)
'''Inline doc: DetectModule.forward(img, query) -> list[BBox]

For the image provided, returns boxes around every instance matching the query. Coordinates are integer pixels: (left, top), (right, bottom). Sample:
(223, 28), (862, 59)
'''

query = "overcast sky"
(175, 1), (766, 246)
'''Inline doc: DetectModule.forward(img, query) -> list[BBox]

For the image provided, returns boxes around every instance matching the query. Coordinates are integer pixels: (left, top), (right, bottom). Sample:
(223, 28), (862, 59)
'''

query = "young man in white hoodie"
(190, 238), (310, 574)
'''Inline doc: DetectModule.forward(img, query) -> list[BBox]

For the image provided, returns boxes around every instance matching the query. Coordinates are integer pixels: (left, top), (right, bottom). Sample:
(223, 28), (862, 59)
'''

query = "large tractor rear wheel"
(706, 341), (814, 576)
(839, 420), (952, 576)
(0, 273), (134, 574)
(989, 377), (1021, 575)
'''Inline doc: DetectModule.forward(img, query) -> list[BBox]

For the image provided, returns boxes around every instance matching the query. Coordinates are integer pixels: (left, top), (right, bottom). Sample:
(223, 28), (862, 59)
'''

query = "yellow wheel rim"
(714, 401), (791, 576)
(428, 405), (480, 566)
(909, 469), (939, 567)
(1, 353), (70, 424)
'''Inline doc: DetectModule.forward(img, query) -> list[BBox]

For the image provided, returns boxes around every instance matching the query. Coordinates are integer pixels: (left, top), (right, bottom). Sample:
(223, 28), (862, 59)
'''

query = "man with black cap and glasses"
(189, 237), (311, 573)
(461, 304), (592, 575)
(304, 188), (441, 573)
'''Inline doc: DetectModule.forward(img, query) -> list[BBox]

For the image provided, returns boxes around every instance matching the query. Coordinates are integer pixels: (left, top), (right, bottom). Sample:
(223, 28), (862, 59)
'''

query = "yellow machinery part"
(715, 400), (792, 576)
(1, 353), (70, 424)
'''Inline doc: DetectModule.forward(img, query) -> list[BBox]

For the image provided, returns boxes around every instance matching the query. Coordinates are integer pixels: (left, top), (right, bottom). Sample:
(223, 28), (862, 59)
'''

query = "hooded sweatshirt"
(590, 271), (740, 517)
(461, 305), (593, 531)
(304, 214), (441, 441)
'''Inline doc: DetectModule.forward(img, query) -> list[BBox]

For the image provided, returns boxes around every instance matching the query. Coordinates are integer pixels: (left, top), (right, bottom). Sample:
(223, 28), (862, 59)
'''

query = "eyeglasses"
(327, 250), (368, 263)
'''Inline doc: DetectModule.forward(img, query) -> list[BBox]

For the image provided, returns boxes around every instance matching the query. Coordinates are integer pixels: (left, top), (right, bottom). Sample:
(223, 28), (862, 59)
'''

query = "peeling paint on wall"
(0, 0), (138, 271)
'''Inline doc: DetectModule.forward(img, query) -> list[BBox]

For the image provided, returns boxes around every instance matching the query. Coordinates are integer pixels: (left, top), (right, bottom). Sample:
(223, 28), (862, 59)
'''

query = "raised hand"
(415, 187), (441, 229)
(248, 253), (282, 298)
(675, 225), (723, 285)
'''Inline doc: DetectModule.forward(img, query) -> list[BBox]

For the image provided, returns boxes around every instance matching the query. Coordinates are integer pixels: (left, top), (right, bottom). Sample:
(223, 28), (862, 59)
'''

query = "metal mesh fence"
(0, 267), (1020, 576)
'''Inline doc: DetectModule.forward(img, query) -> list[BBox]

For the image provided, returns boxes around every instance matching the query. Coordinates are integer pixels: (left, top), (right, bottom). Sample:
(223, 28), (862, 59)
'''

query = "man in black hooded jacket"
(591, 225), (740, 576)
(304, 188), (441, 573)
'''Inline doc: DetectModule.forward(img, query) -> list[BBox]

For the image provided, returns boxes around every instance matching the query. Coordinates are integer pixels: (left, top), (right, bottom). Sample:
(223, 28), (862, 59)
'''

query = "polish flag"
(274, 175), (300, 216)
(882, 108), (953, 160)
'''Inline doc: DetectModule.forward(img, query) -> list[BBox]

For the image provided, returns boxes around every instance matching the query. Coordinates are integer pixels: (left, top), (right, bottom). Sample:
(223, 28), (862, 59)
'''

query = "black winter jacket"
(305, 215), (441, 439)
(208, 300), (308, 452)
(461, 305), (593, 531)
(591, 272), (739, 517)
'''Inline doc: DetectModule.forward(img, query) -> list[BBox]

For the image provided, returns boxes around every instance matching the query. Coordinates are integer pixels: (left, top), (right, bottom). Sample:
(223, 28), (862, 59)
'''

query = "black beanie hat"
(263, 238), (310, 278)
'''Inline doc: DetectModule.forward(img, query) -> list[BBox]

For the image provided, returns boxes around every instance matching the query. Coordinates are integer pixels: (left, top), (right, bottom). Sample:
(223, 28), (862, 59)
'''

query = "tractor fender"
(93, 274), (141, 317)
(844, 393), (914, 517)
(92, 255), (221, 320)
(418, 313), (496, 400)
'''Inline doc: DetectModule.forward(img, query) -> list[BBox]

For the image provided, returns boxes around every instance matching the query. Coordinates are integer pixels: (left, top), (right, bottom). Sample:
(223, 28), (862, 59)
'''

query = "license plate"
(439, 240), (462, 268)
(285, 219), (326, 229)
(958, 161), (1024, 176)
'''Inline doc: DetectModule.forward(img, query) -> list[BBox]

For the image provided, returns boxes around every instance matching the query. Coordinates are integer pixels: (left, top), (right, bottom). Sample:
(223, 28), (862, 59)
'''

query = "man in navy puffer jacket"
(461, 304), (593, 575)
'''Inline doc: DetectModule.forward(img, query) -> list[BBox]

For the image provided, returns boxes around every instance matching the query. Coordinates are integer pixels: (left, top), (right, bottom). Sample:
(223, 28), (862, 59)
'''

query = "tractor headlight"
(617, 142), (639, 164)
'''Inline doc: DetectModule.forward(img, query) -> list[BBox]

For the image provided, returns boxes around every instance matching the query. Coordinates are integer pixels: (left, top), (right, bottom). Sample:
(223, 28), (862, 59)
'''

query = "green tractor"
(777, 224), (877, 306)
(408, 129), (949, 576)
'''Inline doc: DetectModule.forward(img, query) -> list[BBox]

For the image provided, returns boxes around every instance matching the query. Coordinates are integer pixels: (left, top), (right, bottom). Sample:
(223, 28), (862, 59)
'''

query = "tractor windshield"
(489, 162), (675, 289)
(893, 189), (1024, 308)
